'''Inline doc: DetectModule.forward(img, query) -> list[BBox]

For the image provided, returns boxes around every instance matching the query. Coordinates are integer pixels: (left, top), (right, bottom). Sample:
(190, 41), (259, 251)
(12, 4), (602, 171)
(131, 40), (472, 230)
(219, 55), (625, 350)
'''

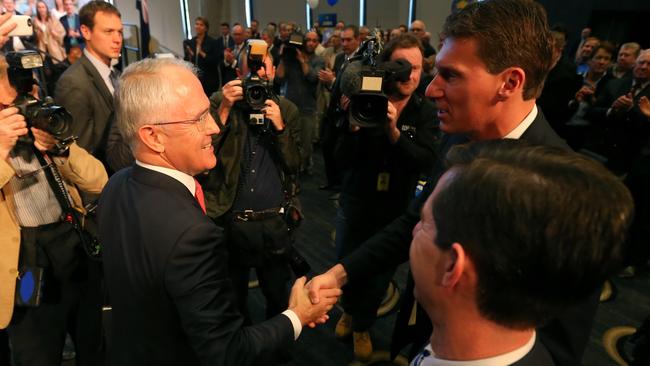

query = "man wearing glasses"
(0, 51), (108, 364)
(98, 58), (338, 366)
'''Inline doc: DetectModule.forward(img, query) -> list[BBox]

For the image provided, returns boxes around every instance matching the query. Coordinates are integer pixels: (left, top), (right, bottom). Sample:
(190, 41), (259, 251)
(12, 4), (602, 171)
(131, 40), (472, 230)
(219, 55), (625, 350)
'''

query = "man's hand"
(32, 128), (57, 152)
(224, 48), (235, 64)
(0, 12), (17, 48)
(289, 277), (341, 328)
(306, 263), (347, 305)
(612, 93), (634, 111)
(0, 107), (28, 160)
(262, 99), (284, 131)
(575, 86), (595, 103)
(639, 96), (650, 119)
(318, 68), (335, 85)
(219, 79), (244, 124)
(185, 45), (195, 58)
(386, 101), (400, 144)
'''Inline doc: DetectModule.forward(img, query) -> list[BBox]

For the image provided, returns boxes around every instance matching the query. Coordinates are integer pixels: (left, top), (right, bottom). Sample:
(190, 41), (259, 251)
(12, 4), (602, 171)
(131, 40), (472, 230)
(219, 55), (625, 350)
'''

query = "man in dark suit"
(183, 16), (220, 96)
(308, 1), (605, 365)
(408, 140), (632, 366)
(55, 1), (122, 168)
(586, 49), (650, 174)
(220, 24), (244, 86)
(59, 0), (84, 53)
(317, 24), (360, 190)
(98, 57), (339, 366)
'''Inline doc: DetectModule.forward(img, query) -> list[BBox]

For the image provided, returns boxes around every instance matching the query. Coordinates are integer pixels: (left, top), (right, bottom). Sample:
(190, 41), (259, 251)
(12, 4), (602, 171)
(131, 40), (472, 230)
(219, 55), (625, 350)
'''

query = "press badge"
(377, 172), (390, 191)
(414, 179), (428, 198)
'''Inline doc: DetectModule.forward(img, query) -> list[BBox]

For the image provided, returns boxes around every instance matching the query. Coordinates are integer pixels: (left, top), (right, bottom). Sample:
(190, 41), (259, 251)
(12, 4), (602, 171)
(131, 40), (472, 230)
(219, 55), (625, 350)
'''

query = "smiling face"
(425, 37), (503, 138)
(156, 67), (220, 176)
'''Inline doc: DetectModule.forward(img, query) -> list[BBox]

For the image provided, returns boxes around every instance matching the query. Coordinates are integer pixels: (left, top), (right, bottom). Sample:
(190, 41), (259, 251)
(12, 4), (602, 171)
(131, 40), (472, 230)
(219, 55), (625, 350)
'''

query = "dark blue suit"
(340, 111), (598, 366)
(98, 165), (294, 366)
(60, 13), (84, 53)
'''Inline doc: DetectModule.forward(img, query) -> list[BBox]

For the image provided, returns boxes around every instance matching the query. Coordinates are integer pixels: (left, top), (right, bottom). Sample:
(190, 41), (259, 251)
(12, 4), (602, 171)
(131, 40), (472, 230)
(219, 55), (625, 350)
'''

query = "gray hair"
(621, 42), (641, 57)
(115, 57), (197, 149)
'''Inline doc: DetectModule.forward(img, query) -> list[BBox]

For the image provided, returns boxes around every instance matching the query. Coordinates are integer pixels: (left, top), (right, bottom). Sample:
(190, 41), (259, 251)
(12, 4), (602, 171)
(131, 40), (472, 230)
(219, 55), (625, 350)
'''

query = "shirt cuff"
(281, 310), (302, 340)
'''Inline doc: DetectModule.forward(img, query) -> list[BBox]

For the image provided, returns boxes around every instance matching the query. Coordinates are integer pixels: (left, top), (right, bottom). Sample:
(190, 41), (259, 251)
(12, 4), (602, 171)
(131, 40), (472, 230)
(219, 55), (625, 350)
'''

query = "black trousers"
(225, 215), (293, 320)
(7, 222), (103, 366)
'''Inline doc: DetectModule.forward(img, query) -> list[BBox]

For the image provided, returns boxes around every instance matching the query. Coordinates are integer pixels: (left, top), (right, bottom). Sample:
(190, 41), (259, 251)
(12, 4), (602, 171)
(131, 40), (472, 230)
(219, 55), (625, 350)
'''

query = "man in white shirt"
(55, 0), (122, 168)
(98, 57), (340, 366)
(409, 139), (632, 366)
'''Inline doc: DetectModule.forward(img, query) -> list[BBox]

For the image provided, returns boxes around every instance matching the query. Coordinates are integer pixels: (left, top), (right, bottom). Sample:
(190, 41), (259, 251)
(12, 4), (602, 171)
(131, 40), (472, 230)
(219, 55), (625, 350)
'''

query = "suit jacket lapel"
(79, 54), (114, 109)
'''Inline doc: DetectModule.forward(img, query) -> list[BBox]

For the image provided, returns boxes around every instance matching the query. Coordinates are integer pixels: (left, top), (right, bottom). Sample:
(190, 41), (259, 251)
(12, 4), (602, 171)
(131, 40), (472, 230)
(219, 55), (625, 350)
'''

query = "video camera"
(240, 40), (279, 127)
(340, 30), (412, 128)
(282, 29), (305, 62)
(7, 50), (73, 141)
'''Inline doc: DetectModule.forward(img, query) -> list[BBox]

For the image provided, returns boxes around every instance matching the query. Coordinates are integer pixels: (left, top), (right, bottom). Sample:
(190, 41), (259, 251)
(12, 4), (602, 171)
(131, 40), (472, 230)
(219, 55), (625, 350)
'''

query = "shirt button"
(250, 188), (254, 192)
(251, 169), (256, 173)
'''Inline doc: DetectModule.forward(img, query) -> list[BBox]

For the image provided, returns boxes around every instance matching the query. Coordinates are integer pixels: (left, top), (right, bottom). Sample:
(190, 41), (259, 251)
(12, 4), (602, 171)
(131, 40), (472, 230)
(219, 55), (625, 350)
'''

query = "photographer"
(0, 53), (108, 365)
(332, 33), (439, 361)
(276, 30), (325, 174)
(202, 51), (303, 327)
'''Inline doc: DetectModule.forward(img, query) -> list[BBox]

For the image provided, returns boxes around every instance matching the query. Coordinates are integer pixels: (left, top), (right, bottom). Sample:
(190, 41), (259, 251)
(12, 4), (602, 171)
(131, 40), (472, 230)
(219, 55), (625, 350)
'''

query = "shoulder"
(523, 112), (571, 151)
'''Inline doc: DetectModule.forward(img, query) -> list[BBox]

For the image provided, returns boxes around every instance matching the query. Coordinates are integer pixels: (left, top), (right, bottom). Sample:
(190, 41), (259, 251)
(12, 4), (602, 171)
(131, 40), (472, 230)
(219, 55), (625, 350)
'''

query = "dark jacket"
(98, 165), (294, 366)
(203, 93), (301, 218)
(59, 13), (84, 53)
(341, 111), (596, 366)
(183, 35), (220, 96)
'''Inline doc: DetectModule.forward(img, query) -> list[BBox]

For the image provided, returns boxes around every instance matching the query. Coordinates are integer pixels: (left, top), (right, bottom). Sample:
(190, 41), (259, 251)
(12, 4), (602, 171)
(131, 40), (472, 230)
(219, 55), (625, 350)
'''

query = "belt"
(232, 207), (284, 222)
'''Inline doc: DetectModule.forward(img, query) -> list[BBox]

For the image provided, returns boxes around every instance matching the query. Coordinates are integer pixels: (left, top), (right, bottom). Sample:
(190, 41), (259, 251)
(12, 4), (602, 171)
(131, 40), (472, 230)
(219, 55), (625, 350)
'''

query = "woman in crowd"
(50, 0), (66, 20)
(34, 0), (66, 64)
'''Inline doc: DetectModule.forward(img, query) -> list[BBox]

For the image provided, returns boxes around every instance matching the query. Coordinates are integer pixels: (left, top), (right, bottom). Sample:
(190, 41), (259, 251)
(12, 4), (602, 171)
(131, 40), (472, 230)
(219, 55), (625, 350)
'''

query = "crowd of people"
(0, 0), (647, 365)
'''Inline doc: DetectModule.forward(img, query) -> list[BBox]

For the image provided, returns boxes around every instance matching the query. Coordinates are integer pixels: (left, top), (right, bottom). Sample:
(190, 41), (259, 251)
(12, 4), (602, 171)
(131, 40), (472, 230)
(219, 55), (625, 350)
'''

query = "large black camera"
(339, 31), (412, 128)
(282, 30), (305, 61)
(7, 50), (73, 138)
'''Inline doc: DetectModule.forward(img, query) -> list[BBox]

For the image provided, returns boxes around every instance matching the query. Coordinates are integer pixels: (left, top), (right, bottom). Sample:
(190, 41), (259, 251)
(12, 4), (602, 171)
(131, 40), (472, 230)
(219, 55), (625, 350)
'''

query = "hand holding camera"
(0, 106), (27, 160)
(262, 99), (284, 132)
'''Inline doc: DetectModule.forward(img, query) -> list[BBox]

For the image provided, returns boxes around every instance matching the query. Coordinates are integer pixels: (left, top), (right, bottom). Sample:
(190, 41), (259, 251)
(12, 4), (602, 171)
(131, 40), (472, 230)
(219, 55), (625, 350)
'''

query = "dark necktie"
(109, 69), (119, 94)
(194, 178), (206, 214)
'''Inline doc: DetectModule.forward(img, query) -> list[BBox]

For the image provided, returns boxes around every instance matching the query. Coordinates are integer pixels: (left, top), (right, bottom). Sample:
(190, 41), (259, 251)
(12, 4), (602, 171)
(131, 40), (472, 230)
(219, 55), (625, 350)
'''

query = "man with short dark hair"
(276, 31), (326, 174)
(309, 1), (603, 365)
(332, 33), (439, 361)
(587, 49), (650, 174)
(55, 0), (122, 168)
(410, 140), (632, 365)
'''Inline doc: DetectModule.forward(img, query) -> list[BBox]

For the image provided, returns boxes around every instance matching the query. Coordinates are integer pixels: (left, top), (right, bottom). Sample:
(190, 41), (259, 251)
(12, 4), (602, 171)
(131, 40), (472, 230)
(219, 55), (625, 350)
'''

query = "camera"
(282, 30), (304, 61)
(340, 31), (412, 128)
(7, 50), (73, 138)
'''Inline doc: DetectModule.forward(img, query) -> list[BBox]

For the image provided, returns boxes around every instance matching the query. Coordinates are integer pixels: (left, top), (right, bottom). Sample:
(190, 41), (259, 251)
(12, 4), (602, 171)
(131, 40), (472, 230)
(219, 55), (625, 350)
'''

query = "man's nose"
(425, 77), (441, 99)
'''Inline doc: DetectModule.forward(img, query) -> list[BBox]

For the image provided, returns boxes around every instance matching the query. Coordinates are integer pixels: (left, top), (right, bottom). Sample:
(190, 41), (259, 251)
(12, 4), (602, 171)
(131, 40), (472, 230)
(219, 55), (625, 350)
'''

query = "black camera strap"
(31, 146), (100, 259)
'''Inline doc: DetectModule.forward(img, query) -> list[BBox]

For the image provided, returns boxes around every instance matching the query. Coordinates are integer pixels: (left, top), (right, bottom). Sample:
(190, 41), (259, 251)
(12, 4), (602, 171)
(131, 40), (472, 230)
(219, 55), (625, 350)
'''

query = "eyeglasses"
(152, 111), (210, 132)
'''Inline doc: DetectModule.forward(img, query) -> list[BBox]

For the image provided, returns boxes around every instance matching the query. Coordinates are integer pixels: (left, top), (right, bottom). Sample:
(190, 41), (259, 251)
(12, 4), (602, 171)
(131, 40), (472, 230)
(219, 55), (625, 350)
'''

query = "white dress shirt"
(84, 48), (119, 95)
(504, 105), (537, 140)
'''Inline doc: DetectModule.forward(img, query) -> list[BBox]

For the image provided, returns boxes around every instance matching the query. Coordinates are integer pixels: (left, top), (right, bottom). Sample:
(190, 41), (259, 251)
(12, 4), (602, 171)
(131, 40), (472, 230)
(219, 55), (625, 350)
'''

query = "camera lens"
(32, 106), (72, 137)
(246, 84), (268, 110)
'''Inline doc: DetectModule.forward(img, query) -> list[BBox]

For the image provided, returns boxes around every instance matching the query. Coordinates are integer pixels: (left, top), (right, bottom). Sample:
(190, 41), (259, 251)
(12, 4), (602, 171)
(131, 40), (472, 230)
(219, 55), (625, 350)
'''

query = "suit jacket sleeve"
(276, 98), (301, 174)
(54, 143), (108, 194)
(164, 221), (294, 366)
(55, 77), (95, 151)
(340, 187), (426, 282)
(105, 119), (134, 173)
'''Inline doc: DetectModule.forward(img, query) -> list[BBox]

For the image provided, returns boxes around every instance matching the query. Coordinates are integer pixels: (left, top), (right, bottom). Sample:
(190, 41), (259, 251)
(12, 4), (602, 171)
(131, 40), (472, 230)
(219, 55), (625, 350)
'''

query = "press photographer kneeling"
(0, 51), (107, 365)
(202, 40), (306, 328)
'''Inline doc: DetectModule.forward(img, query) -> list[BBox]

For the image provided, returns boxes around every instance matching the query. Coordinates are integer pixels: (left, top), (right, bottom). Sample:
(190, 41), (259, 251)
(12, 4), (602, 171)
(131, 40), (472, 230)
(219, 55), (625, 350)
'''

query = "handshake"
(288, 265), (348, 328)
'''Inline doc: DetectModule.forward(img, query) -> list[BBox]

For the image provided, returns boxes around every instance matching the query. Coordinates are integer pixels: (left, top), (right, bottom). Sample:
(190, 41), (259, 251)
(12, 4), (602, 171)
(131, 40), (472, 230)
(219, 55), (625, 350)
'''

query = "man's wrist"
(330, 263), (348, 287)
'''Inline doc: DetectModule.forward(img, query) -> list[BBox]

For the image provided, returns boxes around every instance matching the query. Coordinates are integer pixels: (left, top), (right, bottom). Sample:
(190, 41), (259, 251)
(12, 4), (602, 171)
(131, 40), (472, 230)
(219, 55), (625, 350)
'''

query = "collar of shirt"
(632, 80), (650, 93)
(504, 104), (537, 140)
(83, 48), (118, 94)
(135, 160), (196, 196)
(415, 332), (536, 366)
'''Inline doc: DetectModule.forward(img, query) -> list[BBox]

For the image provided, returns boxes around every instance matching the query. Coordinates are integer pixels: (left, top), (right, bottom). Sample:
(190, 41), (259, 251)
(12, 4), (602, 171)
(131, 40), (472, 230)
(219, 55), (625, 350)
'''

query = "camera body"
(7, 50), (73, 138)
(282, 31), (305, 61)
(342, 31), (412, 128)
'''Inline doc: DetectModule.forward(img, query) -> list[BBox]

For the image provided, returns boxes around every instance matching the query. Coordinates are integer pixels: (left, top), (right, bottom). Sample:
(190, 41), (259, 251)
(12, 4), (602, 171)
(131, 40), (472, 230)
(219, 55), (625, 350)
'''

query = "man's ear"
(80, 24), (91, 41)
(137, 125), (165, 153)
(497, 67), (526, 100)
(441, 243), (467, 288)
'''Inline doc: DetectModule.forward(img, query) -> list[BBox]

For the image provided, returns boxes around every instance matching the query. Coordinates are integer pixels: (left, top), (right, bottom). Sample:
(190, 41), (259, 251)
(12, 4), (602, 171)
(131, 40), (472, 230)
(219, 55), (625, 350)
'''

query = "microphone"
(339, 60), (366, 97)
